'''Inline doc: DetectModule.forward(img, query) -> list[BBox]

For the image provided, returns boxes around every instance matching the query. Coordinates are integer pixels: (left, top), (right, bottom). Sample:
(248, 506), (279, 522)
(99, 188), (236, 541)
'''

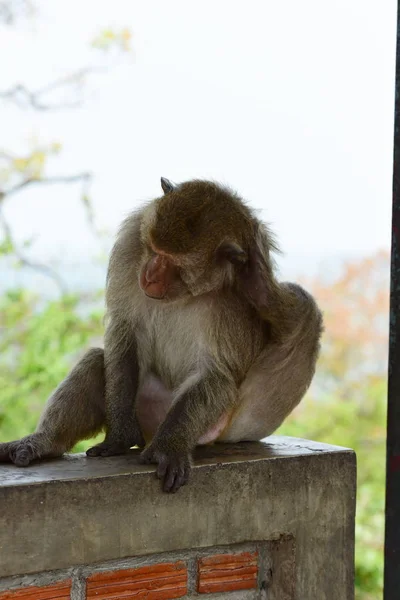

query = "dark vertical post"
(384, 3), (400, 597)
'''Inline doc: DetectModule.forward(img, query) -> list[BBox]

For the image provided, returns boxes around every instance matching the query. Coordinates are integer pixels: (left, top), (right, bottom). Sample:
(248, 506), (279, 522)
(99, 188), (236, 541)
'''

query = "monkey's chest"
(144, 306), (207, 389)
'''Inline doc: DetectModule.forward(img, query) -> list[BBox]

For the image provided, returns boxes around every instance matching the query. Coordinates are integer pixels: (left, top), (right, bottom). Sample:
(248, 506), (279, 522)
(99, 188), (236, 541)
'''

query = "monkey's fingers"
(140, 446), (190, 492)
(166, 462), (190, 494)
(10, 443), (33, 467)
(0, 439), (37, 467)
(86, 441), (129, 457)
(155, 456), (168, 480)
(0, 442), (12, 463)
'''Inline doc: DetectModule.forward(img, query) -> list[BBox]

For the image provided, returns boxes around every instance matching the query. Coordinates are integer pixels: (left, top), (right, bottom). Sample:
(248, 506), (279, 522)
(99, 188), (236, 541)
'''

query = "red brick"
(86, 561), (187, 599)
(197, 551), (258, 594)
(0, 580), (71, 600)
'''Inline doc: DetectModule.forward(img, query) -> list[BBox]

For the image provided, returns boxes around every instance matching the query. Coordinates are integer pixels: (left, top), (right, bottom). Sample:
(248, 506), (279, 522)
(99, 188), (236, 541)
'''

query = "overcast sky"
(0, 0), (396, 283)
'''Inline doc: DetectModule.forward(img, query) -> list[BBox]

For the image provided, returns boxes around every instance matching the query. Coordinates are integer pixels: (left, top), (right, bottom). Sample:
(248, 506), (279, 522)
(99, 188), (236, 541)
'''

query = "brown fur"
(0, 179), (323, 492)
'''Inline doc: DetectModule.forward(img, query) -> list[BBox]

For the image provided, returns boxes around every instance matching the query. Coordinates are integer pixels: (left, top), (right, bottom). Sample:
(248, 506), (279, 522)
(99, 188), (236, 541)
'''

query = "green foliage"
(0, 289), (103, 441)
(278, 376), (386, 600)
(0, 236), (13, 255)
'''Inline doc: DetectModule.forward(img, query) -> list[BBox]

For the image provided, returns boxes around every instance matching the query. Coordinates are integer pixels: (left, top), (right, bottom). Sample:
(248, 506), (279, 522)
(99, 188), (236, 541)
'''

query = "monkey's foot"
(86, 441), (131, 457)
(0, 434), (54, 467)
(140, 445), (191, 493)
(86, 426), (146, 457)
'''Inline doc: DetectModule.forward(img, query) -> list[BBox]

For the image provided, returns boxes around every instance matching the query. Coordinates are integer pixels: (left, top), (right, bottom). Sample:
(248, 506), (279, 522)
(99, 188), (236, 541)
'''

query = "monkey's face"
(138, 180), (255, 302)
(138, 243), (221, 302)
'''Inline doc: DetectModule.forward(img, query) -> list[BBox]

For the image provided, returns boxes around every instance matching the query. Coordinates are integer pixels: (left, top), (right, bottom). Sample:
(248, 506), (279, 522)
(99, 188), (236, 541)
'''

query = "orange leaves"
(306, 250), (390, 389)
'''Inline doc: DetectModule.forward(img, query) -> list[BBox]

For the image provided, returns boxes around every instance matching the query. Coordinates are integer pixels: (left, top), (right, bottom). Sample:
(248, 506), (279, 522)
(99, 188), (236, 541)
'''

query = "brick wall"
(0, 540), (295, 600)
(0, 580), (71, 600)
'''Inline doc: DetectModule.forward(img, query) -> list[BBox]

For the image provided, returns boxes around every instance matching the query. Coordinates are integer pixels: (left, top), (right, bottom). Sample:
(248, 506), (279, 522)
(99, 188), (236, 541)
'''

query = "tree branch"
(0, 171), (96, 295)
(0, 151), (14, 161)
(0, 66), (108, 110)
(0, 206), (67, 295)
(0, 0), (34, 26)
(0, 172), (92, 199)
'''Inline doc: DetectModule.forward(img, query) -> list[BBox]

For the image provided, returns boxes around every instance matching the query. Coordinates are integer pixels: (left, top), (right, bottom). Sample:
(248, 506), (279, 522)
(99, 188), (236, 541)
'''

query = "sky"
(0, 0), (397, 287)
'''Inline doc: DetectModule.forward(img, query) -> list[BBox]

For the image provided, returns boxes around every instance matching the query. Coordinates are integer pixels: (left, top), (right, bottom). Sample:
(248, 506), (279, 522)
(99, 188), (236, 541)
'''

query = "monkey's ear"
(217, 241), (248, 266)
(161, 177), (175, 195)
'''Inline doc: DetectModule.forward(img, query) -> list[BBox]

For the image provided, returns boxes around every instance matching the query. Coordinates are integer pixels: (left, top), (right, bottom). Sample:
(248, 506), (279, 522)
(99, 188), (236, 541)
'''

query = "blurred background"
(0, 1), (395, 597)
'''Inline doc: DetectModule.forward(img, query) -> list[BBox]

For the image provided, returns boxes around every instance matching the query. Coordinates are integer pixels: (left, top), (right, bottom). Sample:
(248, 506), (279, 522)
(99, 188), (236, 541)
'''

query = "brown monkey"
(0, 178), (323, 492)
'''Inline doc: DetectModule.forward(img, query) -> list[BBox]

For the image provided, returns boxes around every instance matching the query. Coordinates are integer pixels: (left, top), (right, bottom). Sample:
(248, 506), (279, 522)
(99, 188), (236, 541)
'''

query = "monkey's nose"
(145, 272), (161, 284)
(145, 255), (168, 283)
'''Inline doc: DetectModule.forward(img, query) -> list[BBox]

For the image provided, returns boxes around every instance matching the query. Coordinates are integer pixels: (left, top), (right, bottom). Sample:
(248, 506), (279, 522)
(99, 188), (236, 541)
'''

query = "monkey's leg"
(140, 372), (237, 493)
(135, 374), (174, 442)
(135, 375), (229, 445)
(220, 284), (323, 442)
(86, 320), (145, 457)
(0, 348), (106, 467)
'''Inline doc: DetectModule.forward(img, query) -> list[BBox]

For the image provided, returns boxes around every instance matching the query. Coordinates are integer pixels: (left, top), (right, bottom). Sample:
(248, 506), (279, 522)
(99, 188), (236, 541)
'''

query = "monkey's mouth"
(144, 290), (165, 300)
(139, 270), (167, 299)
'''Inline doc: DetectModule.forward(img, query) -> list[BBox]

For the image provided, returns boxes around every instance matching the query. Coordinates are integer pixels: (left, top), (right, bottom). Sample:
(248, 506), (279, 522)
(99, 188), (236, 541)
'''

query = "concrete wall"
(0, 436), (356, 599)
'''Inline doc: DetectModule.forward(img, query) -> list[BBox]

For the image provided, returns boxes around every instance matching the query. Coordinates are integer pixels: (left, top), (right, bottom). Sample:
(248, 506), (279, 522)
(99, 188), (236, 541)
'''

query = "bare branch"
(0, 206), (67, 295)
(0, 0), (35, 26)
(0, 171), (96, 295)
(1, 172), (92, 198)
(0, 66), (108, 110)
(0, 83), (79, 110)
(0, 151), (14, 161)
(0, 172), (95, 234)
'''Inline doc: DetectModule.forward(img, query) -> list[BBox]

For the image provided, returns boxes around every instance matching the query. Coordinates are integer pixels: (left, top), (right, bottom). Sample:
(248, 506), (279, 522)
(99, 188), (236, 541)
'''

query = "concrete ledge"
(0, 436), (356, 599)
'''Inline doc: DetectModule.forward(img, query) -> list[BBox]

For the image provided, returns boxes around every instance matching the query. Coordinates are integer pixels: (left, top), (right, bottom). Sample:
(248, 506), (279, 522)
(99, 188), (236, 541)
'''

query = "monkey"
(0, 178), (323, 493)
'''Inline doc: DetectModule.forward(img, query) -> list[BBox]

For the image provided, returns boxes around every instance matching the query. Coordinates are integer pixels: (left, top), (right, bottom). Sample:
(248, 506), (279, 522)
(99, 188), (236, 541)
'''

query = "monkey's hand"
(0, 434), (53, 467)
(86, 417), (145, 457)
(140, 443), (191, 493)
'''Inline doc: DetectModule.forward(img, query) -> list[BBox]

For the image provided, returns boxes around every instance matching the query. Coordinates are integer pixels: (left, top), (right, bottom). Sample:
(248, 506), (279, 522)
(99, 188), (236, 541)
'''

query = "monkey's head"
(139, 178), (277, 306)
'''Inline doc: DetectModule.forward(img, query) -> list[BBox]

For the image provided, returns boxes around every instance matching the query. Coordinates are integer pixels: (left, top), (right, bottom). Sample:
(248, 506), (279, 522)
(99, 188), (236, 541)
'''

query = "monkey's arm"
(140, 371), (235, 492)
(87, 318), (145, 457)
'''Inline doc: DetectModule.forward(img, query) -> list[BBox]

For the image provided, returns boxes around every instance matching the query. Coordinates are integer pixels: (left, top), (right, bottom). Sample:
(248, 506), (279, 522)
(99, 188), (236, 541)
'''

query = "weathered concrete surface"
(0, 436), (356, 600)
